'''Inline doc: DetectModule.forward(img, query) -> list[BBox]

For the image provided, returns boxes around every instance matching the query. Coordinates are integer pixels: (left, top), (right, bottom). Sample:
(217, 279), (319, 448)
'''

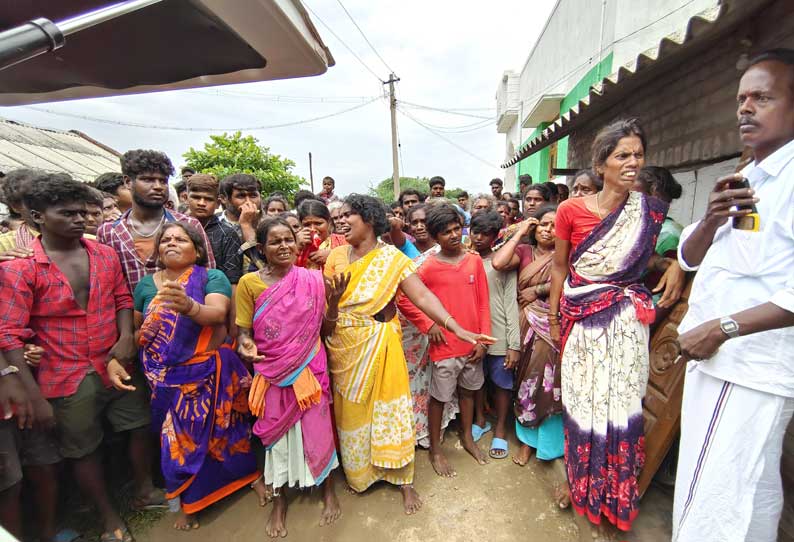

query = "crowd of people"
(0, 48), (793, 542)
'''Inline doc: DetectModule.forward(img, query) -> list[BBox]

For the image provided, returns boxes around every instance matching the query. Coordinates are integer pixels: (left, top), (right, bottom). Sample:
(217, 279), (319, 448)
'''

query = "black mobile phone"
(729, 178), (760, 231)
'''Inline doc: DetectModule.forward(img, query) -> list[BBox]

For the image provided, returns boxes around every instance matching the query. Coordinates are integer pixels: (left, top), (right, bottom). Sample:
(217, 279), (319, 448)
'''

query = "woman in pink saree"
(236, 216), (347, 538)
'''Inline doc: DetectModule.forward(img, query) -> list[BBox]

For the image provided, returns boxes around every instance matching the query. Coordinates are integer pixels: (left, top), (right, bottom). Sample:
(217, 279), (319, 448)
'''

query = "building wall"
(501, 0), (720, 175)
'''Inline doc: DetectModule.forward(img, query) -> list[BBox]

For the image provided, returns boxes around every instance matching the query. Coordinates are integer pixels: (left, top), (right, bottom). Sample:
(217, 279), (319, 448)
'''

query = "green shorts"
(0, 420), (61, 492)
(49, 371), (151, 459)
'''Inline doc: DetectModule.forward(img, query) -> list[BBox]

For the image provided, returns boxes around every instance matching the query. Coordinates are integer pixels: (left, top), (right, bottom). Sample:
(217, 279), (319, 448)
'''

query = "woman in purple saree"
(134, 223), (258, 531)
(236, 217), (345, 538)
(549, 120), (684, 534)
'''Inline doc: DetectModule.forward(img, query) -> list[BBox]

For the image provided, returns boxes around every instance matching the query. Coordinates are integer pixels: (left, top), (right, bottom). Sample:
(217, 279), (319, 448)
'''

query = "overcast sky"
(2, 0), (556, 196)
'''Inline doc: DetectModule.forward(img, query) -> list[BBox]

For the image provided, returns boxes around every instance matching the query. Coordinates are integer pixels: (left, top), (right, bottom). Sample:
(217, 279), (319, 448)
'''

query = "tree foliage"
(368, 176), (466, 204)
(183, 132), (305, 198)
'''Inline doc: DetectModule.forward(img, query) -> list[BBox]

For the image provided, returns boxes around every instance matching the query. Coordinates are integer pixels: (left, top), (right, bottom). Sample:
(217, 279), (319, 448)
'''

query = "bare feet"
(429, 450), (456, 477)
(266, 494), (288, 538)
(553, 483), (571, 509)
(461, 437), (488, 466)
(251, 476), (271, 507)
(319, 481), (341, 526)
(400, 485), (422, 515)
(512, 444), (532, 466)
(173, 510), (199, 531)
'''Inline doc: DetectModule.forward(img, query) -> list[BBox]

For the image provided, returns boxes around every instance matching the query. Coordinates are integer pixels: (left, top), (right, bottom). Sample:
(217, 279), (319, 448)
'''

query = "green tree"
(183, 132), (305, 198)
(368, 176), (467, 204)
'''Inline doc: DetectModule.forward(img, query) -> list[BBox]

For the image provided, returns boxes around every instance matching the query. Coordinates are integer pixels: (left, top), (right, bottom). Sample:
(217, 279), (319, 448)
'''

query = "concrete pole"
(385, 73), (401, 200)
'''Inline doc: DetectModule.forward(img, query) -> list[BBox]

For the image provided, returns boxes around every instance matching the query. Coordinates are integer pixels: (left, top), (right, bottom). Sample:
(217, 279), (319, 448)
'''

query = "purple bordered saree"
(249, 265), (337, 485)
(559, 191), (667, 531)
(139, 265), (257, 515)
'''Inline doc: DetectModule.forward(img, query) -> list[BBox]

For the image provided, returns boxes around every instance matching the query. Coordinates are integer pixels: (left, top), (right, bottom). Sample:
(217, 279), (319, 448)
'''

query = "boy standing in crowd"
(469, 211), (520, 460)
(401, 204), (491, 475)
(186, 173), (243, 285)
(428, 176), (446, 198)
(0, 174), (159, 542)
(94, 172), (132, 214)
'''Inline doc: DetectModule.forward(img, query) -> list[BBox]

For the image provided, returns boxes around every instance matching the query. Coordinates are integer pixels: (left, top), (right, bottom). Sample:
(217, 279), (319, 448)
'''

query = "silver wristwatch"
(0, 365), (20, 377)
(719, 316), (740, 339)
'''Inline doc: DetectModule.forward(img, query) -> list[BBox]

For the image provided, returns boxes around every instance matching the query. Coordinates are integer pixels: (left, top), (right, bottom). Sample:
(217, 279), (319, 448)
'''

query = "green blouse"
(133, 269), (232, 315)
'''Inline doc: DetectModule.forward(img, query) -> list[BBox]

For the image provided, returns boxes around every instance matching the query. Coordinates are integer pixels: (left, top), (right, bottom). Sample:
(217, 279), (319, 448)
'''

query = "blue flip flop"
(471, 421), (492, 442)
(489, 437), (509, 459)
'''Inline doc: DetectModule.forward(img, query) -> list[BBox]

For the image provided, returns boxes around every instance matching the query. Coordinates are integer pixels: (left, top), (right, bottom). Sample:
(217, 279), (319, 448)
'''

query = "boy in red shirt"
(400, 204), (491, 476)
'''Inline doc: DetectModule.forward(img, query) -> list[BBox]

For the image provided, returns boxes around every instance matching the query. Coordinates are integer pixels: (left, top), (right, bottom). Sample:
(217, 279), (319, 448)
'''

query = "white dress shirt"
(678, 138), (794, 397)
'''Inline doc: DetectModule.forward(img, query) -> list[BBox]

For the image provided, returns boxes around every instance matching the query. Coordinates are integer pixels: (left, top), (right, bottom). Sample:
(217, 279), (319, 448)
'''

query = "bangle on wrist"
(443, 316), (453, 330)
(187, 299), (200, 317)
(325, 314), (339, 322)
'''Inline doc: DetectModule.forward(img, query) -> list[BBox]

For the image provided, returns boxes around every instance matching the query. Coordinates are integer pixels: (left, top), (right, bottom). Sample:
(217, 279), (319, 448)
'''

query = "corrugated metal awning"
(0, 118), (120, 183)
(501, 0), (768, 168)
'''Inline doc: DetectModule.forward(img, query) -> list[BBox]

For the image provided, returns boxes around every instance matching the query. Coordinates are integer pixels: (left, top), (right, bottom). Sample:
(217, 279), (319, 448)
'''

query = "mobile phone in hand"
(729, 178), (759, 231)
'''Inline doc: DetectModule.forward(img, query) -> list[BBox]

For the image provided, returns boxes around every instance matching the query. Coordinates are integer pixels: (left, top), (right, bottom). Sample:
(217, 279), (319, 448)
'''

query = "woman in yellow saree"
(324, 195), (494, 514)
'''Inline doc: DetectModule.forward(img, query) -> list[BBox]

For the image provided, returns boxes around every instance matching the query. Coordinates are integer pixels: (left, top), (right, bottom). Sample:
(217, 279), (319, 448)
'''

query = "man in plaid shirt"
(97, 149), (214, 293)
(0, 174), (160, 542)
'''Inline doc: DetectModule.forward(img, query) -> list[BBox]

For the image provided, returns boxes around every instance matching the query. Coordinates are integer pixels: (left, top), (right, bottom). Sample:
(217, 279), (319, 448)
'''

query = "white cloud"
(2, 0), (556, 195)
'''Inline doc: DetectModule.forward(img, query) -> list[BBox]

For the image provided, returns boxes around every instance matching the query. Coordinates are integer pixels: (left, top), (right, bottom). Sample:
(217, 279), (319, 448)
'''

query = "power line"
(334, 0), (396, 75)
(23, 97), (382, 132)
(397, 106), (497, 169)
(303, 1), (384, 83)
(190, 89), (380, 104)
(399, 100), (494, 120)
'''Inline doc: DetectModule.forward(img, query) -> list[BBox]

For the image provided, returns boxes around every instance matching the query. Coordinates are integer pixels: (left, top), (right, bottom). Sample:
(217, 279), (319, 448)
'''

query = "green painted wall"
(515, 53), (614, 179)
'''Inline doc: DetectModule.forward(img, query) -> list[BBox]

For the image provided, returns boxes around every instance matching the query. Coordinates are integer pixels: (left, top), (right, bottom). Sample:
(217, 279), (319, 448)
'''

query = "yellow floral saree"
(324, 243), (416, 491)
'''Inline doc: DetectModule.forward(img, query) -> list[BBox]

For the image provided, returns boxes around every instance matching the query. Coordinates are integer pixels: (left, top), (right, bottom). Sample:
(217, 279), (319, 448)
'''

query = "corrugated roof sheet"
(0, 118), (120, 183)
(502, 0), (764, 168)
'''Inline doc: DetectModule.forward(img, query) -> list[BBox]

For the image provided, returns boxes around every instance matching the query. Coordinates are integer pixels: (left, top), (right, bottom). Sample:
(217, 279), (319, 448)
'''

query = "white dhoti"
(673, 367), (794, 542)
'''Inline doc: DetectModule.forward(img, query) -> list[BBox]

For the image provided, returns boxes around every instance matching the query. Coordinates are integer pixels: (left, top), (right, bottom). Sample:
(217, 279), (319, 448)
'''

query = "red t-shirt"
(398, 252), (491, 361)
(555, 197), (603, 249)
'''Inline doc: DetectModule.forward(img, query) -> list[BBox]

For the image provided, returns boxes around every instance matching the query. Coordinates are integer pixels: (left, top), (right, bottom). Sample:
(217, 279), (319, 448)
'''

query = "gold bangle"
(443, 316), (453, 330)
(188, 300), (201, 317)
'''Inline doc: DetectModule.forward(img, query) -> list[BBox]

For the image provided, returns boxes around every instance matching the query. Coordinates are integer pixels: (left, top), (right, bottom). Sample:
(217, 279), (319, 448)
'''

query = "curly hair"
(297, 199), (330, 222)
(219, 174), (261, 199)
(154, 222), (209, 268)
(344, 194), (389, 236)
(425, 203), (463, 238)
(1, 168), (41, 210)
(256, 216), (295, 245)
(22, 173), (90, 212)
(120, 149), (175, 179)
(591, 118), (647, 171)
(469, 210), (503, 236)
(93, 172), (125, 196)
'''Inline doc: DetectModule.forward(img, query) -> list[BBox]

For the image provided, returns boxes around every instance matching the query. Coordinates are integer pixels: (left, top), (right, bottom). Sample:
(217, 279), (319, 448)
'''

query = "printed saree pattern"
(139, 265), (257, 514)
(560, 191), (666, 531)
(324, 244), (417, 491)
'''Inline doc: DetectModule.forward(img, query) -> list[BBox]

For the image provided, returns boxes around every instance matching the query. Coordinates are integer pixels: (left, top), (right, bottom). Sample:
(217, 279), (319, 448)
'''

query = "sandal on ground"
(489, 437), (509, 459)
(471, 422), (492, 443)
(100, 526), (133, 542)
(132, 488), (168, 511)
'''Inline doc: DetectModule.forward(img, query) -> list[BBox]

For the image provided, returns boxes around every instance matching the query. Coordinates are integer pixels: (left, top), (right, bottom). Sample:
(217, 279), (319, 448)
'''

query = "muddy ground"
(137, 428), (672, 542)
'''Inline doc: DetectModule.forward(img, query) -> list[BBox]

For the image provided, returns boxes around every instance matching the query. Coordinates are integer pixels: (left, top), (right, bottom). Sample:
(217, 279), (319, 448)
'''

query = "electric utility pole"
(385, 73), (400, 200)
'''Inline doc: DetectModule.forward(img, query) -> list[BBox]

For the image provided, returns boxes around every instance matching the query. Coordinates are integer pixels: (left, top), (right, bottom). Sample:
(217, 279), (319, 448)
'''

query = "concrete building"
(496, 0), (718, 191)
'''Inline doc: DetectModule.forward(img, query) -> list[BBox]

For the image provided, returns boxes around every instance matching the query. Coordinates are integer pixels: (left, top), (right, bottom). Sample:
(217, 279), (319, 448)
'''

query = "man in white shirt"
(673, 49), (794, 542)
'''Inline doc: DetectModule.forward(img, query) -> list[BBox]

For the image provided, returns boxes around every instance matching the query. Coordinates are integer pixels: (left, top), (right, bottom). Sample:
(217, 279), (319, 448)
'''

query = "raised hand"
(324, 272), (351, 306)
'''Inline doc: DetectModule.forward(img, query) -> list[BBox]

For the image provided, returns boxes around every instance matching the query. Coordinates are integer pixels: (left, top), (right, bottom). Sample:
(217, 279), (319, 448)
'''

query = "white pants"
(673, 367), (794, 542)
